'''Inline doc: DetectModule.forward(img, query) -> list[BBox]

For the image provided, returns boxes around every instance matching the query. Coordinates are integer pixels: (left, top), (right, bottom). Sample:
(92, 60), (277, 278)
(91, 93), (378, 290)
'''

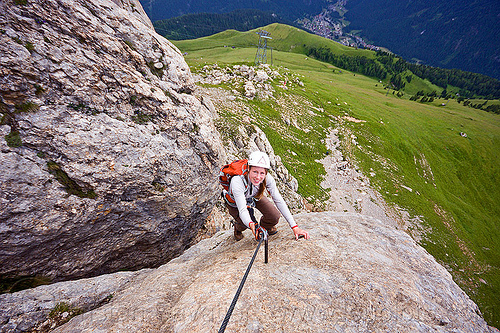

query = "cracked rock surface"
(3, 212), (491, 332)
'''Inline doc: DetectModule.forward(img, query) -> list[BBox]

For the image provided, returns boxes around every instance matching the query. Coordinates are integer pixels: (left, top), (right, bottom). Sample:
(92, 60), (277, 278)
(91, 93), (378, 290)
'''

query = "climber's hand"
(254, 224), (267, 241)
(293, 227), (310, 240)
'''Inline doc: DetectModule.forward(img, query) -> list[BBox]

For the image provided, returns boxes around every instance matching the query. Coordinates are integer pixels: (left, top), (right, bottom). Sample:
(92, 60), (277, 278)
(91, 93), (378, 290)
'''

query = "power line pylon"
(254, 30), (272, 65)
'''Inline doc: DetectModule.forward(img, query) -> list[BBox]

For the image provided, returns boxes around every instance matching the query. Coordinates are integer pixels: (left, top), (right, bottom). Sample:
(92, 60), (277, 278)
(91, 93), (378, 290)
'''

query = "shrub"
(5, 131), (22, 147)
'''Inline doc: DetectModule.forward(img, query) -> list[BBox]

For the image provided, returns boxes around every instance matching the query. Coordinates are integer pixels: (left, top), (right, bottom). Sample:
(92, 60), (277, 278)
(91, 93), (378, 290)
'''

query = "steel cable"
(218, 236), (264, 333)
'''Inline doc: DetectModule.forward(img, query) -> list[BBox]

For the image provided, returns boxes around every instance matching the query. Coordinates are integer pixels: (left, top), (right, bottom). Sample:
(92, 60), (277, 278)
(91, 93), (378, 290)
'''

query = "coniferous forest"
(153, 9), (292, 41)
(306, 46), (500, 99)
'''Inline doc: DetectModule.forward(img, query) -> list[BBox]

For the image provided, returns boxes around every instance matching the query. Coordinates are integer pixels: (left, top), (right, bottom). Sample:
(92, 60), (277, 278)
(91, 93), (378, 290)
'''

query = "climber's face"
(249, 166), (267, 186)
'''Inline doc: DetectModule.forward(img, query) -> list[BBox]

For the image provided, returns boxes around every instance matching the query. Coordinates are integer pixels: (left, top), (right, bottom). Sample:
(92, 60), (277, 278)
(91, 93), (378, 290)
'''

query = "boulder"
(2, 212), (496, 332)
(255, 70), (270, 83)
(0, 0), (224, 281)
(244, 81), (257, 98)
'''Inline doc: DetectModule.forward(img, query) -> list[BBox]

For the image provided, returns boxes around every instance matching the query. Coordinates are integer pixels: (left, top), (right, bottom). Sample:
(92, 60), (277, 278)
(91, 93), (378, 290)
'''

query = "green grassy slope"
(174, 23), (374, 57)
(172, 26), (500, 328)
(175, 23), (500, 99)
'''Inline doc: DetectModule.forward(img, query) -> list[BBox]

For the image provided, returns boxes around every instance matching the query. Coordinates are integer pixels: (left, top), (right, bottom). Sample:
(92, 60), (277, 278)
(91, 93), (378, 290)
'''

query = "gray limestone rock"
(2, 212), (495, 332)
(0, 0), (224, 281)
(0, 270), (146, 332)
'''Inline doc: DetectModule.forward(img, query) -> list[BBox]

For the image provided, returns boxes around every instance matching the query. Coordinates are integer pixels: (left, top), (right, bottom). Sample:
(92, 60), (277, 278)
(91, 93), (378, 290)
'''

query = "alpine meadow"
(171, 23), (500, 327)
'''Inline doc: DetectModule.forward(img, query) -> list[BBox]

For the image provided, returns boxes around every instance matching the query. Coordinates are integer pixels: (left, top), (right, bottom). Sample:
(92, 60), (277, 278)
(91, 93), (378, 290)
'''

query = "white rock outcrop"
(244, 80), (257, 98)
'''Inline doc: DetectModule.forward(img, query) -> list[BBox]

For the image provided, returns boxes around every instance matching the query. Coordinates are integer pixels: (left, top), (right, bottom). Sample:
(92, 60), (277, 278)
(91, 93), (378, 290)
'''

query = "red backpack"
(219, 159), (249, 205)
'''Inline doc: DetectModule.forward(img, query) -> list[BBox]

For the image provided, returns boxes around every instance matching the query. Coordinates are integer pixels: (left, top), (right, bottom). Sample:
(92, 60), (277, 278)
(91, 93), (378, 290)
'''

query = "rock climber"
(224, 151), (310, 241)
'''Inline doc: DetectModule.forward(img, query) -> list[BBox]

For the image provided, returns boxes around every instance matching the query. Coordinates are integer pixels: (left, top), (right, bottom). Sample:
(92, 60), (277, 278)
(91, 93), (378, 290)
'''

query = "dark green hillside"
(139, 0), (327, 22)
(153, 9), (295, 40)
(345, 0), (500, 80)
(172, 23), (500, 327)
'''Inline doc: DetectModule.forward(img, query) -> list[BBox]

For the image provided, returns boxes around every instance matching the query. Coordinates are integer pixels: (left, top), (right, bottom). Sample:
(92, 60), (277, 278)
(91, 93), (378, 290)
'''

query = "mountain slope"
(175, 23), (375, 57)
(175, 23), (500, 98)
(344, 0), (500, 79)
(171, 24), (500, 327)
(141, 0), (500, 80)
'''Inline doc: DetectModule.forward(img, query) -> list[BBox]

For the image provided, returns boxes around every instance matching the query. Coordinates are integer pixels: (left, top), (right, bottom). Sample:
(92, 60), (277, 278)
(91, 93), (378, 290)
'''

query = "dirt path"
(319, 126), (419, 233)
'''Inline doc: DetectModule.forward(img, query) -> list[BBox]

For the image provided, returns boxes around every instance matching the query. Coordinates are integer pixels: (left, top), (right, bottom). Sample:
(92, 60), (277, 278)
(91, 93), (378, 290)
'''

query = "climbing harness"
(218, 209), (268, 333)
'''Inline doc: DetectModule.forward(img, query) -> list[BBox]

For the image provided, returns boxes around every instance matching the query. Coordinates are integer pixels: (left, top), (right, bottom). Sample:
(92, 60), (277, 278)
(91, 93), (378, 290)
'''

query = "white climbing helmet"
(248, 151), (271, 169)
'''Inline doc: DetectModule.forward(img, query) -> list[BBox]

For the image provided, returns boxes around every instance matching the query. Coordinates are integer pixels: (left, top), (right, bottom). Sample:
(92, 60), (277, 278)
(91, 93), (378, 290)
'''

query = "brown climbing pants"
(227, 196), (280, 232)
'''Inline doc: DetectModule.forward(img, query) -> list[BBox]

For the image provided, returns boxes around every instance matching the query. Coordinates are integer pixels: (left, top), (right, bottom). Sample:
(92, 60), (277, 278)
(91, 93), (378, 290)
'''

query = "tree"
(391, 73), (405, 90)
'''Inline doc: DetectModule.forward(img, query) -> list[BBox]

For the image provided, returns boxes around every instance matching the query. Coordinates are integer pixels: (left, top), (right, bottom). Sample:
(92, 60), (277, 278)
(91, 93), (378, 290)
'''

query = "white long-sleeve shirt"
(229, 174), (297, 229)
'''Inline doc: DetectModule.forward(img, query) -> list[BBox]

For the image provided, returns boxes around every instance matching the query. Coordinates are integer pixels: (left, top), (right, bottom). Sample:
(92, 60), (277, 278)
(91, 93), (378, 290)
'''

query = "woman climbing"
(222, 151), (310, 241)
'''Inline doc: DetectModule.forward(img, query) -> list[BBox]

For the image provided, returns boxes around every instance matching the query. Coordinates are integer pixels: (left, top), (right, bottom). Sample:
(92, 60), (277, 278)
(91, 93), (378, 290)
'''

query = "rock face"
(0, 0), (224, 281)
(0, 271), (145, 332)
(2, 212), (496, 332)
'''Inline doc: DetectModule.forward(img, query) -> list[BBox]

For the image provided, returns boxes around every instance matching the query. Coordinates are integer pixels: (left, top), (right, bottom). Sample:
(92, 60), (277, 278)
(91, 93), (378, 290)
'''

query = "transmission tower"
(254, 30), (272, 65)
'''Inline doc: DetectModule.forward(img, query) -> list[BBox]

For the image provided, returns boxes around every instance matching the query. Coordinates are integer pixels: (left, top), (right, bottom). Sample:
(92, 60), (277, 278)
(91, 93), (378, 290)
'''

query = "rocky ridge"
(0, 0), (224, 281)
(191, 64), (307, 233)
(2, 212), (498, 332)
(193, 63), (304, 99)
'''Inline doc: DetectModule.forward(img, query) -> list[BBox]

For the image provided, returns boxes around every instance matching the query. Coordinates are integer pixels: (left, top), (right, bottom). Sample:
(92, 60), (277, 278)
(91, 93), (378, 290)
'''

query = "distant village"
(297, 0), (380, 51)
